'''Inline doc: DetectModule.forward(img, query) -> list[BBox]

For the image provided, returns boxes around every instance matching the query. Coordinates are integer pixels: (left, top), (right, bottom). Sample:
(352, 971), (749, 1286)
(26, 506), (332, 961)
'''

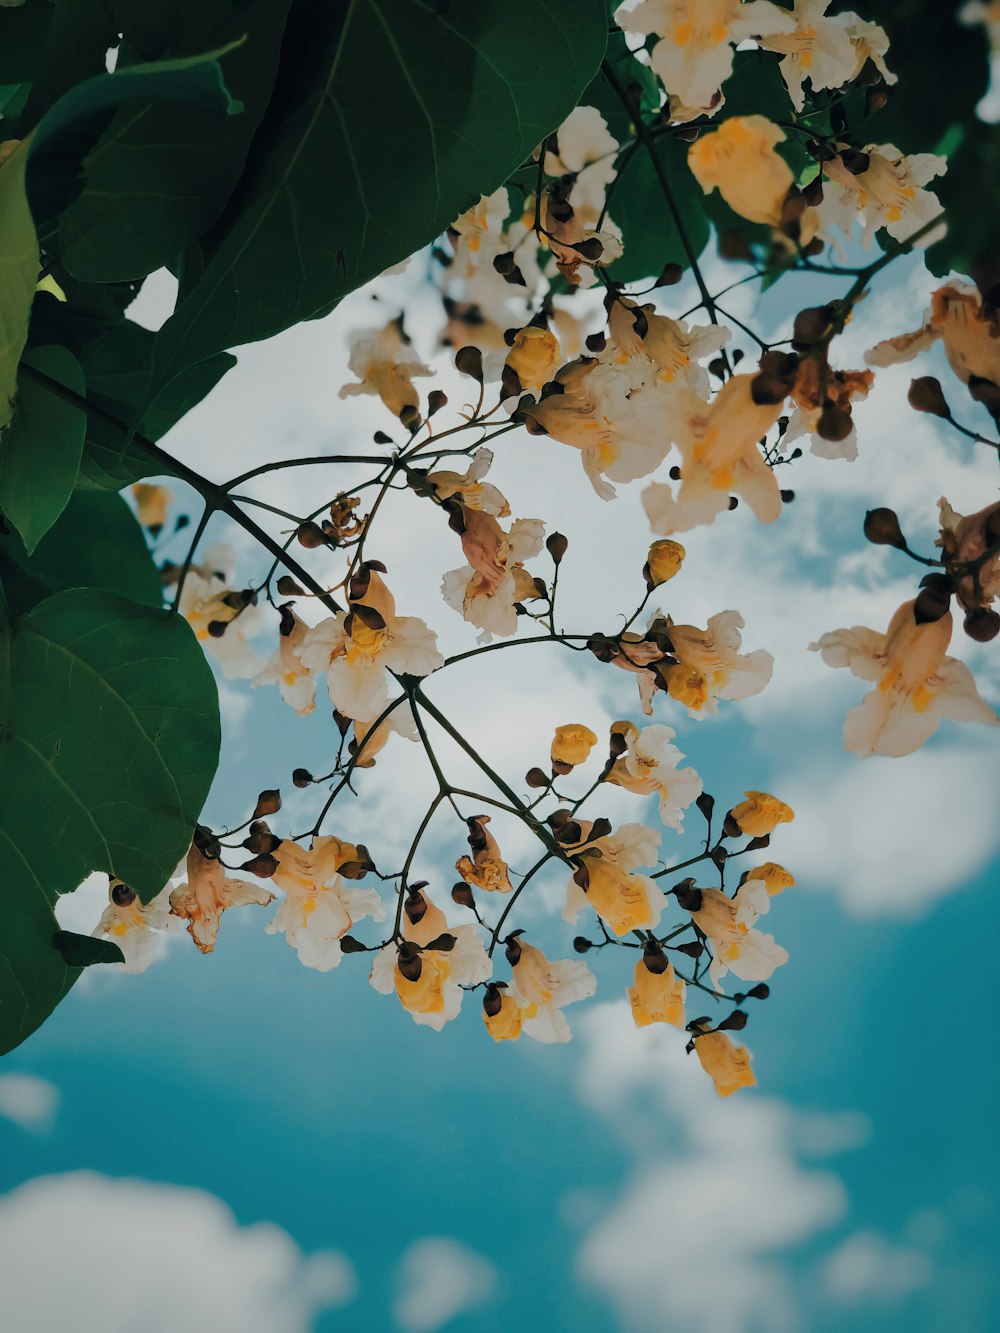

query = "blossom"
(267, 837), (384, 971)
(563, 820), (663, 937)
(169, 843), (274, 953)
(455, 815), (513, 894)
(694, 1030), (756, 1097)
(451, 188), (510, 273)
(606, 297), (730, 396)
(757, 0), (861, 110)
(522, 357), (674, 500)
(542, 186), (623, 286)
(938, 496), (1000, 611)
(131, 482), (171, 533)
(93, 878), (175, 974)
(744, 862), (795, 896)
(541, 106), (622, 285)
(688, 116), (794, 227)
(605, 624), (674, 716)
(627, 954), (686, 1028)
(842, 13), (897, 85)
(252, 608), (318, 715)
(350, 702), (420, 768)
(177, 543), (262, 679)
(645, 539), (686, 587)
(299, 563), (443, 720)
(441, 511), (545, 642)
(811, 600), (998, 757)
(642, 375), (786, 533)
(617, 1), (795, 114)
(658, 610), (774, 715)
(605, 721), (702, 830)
(338, 318), (432, 418)
(822, 144), (946, 248)
(729, 791), (794, 838)
(369, 893), (491, 1030)
(482, 984), (527, 1041)
(424, 448), (510, 517)
(784, 357), (874, 462)
(504, 325), (562, 395)
(551, 722), (598, 773)
(689, 880), (788, 989)
(505, 937), (596, 1043)
(865, 281), (1000, 390)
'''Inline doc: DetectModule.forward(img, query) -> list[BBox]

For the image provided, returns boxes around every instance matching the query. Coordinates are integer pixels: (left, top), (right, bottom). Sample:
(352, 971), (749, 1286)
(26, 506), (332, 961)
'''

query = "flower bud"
(908, 375), (950, 418)
(525, 766), (550, 789)
(863, 507), (906, 549)
(451, 882), (476, 908)
(253, 789), (281, 819)
(551, 723), (598, 774)
(573, 935), (593, 953)
(644, 539), (685, 589)
(964, 607), (1000, 642)
(546, 531), (569, 565)
(292, 767), (313, 788)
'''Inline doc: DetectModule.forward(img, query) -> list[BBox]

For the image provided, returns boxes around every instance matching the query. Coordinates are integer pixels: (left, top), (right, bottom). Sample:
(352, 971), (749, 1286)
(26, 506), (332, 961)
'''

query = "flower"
(563, 820), (663, 937)
(455, 815), (513, 894)
(618, 0), (796, 115)
(267, 837), (384, 971)
(93, 877), (175, 974)
(642, 375), (786, 534)
(504, 325), (562, 395)
(822, 144), (946, 248)
(451, 188), (510, 272)
(350, 702), (420, 768)
(521, 357), (674, 500)
(606, 297), (730, 396)
(811, 600), (999, 756)
(424, 448), (510, 517)
(299, 563), (443, 720)
(843, 13), (896, 85)
(604, 621), (675, 716)
(541, 106), (622, 285)
(551, 722), (599, 773)
(688, 116), (794, 227)
(369, 892), (491, 1030)
(252, 608), (318, 715)
(505, 937), (596, 1043)
(729, 791), (794, 838)
(482, 984), (527, 1041)
(689, 879), (788, 989)
(177, 543), (262, 680)
(645, 539), (686, 587)
(757, 0), (862, 111)
(441, 511), (545, 642)
(784, 357), (874, 462)
(131, 482), (172, 533)
(605, 721), (703, 830)
(627, 954), (686, 1028)
(338, 318), (432, 418)
(744, 862), (795, 896)
(694, 1030), (756, 1097)
(865, 281), (1000, 390)
(659, 610), (774, 715)
(938, 496), (1000, 611)
(169, 843), (274, 953)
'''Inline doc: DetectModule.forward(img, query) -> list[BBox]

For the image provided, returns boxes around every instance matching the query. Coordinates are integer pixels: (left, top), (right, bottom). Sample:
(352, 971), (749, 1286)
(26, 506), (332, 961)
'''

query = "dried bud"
(964, 607), (1000, 642)
(526, 767), (550, 789)
(451, 882), (476, 908)
(292, 767), (313, 788)
(573, 936), (593, 953)
(908, 376), (950, 418)
(276, 576), (305, 596)
(717, 1009), (748, 1031)
(863, 507), (906, 549)
(240, 853), (277, 878)
(295, 521), (328, 549)
(546, 531), (569, 565)
(455, 346), (484, 382)
(253, 789), (281, 819)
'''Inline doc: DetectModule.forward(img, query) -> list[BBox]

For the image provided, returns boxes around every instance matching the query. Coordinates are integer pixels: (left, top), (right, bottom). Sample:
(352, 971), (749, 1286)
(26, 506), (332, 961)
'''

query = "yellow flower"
(627, 956), (686, 1028)
(645, 539), (685, 588)
(551, 722), (598, 773)
(455, 815), (514, 894)
(169, 843), (274, 954)
(729, 791), (794, 837)
(746, 862), (795, 896)
(131, 483), (172, 532)
(688, 116), (793, 227)
(482, 986), (525, 1041)
(504, 326), (561, 394)
(694, 1030), (756, 1097)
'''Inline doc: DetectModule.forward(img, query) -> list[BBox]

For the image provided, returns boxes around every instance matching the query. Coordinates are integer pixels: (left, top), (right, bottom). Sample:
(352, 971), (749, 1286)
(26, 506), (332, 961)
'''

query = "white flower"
(865, 280), (1000, 389)
(562, 820), (663, 937)
(450, 188), (511, 279)
(660, 610), (774, 716)
(689, 879), (788, 990)
(757, 0), (860, 110)
(252, 609), (318, 715)
(821, 143), (946, 248)
(605, 721), (703, 830)
(178, 543), (262, 680)
(424, 448), (510, 517)
(339, 318), (432, 418)
(441, 512), (545, 642)
(93, 878), (176, 974)
(607, 296), (730, 396)
(267, 837), (384, 971)
(506, 938), (596, 1043)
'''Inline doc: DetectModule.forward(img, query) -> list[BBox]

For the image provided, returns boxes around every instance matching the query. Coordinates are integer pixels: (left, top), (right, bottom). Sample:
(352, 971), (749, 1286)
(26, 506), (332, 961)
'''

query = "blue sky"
(1, 244), (999, 1333)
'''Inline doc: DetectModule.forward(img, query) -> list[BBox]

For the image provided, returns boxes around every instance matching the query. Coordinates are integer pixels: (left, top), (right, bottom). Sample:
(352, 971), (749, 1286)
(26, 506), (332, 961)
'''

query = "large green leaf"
(608, 133), (710, 284)
(0, 587), (221, 1054)
(149, 0), (608, 399)
(0, 135), (39, 431)
(0, 344), (86, 552)
(19, 0), (120, 128)
(55, 0), (295, 282)
(0, 0), (54, 87)
(0, 489), (163, 615)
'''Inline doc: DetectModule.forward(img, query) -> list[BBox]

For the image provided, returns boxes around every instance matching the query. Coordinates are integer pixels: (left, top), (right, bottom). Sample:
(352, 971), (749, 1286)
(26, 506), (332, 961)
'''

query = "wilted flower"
(865, 281), (1000, 390)
(937, 496), (1000, 611)
(811, 599), (998, 756)
(784, 358), (874, 462)
(505, 937), (596, 1042)
(659, 611), (774, 715)
(563, 820), (663, 937)
(694, 1029), (756, 1097)
(267, 837), (384, 971)
(455, 815), (513, 894)
(93, 878), (175, 974)
(169, 843), (274, 954)
(729, 791), (794, 838)
(339, 318), (432, 417)
(605, 721), (703, 830)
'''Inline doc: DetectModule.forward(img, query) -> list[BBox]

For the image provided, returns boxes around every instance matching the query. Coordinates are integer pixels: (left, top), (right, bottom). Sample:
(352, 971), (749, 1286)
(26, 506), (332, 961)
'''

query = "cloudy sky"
(1, 231), (998, 1333)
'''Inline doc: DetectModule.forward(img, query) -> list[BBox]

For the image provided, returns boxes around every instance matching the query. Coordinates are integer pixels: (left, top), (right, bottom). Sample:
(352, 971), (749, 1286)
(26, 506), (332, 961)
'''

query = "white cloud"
(572, 1003), (848, 1333)
(394, 1237), (497, 1332)
(822, 1230), (931, 1306)
(776, 743), (1000, 917)
(0, 1074), (59, 1133)
(0, 1173), (355, 1332)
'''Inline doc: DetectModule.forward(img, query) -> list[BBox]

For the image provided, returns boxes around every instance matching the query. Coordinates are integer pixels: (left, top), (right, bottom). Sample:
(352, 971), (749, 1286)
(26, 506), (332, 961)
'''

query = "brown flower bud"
(110, 878), (136, 907)
(908, 376), (950, 418)
(526, 767), (550, 789)
(339, 935), (368, 954)
(863, 507), (906, 549)
(451, 883), (476, 908)
(292, 767), (313, 788)
(964, 607), (1000, 642)
(573, 936), (593, 953)
(455, 346), (484, 382)
(253, 789), (281, 819)
(240, 853), (277, 878)
(913, 585), (951, 624)
(546, 531), (569, 565)
(295, 521), (327, 548)
(717, 1009), (748, 1031)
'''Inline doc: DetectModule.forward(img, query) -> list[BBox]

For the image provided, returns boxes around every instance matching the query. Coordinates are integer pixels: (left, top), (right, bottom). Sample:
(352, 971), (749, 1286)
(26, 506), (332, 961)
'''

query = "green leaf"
(608, 134), (710, 284)
(55, 0), (294, 283)
(51, 930), (124, 967)
(20, 0), (121, 128)
(0, 587), (221, 1054)
(579, 27), (659, 143)
(0, 0), (54, 87)
(150, 0), (608, 395)
(0, 489), (163, 615)
(25, 47), (242, 234)
(0, 135), (39, 431)
(0, 344), (86, 552)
